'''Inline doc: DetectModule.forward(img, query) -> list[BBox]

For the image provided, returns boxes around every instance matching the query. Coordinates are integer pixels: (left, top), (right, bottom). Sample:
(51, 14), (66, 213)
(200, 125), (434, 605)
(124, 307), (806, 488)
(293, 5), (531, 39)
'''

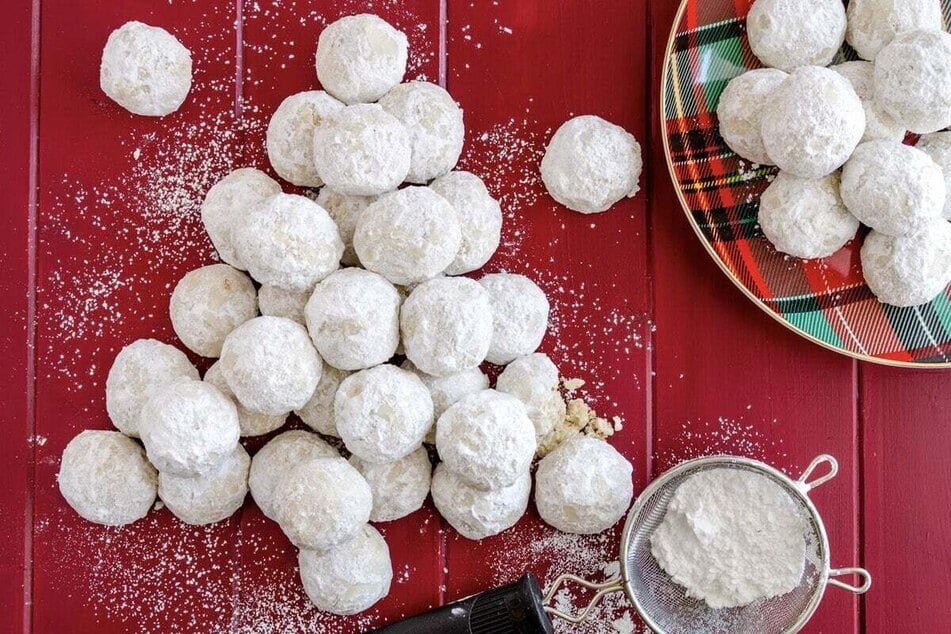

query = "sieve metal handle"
(542, 572), (625, 623)
(828, 567), (873, 594)
(797, 454), (838, 493)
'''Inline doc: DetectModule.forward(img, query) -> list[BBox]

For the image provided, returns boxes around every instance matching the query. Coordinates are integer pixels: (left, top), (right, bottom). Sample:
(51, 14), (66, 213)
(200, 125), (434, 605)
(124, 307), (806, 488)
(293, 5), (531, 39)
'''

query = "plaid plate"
(662, 0), (951, 366)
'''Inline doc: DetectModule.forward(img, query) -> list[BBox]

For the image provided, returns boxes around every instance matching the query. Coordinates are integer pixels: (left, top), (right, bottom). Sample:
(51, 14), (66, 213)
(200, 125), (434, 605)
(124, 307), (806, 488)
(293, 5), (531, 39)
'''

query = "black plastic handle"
(373, 573), (554, 634)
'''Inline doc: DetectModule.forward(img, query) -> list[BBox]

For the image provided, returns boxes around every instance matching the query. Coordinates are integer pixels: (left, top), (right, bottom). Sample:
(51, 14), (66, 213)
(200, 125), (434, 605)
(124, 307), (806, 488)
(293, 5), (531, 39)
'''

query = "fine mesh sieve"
(544, 454), (871, 633)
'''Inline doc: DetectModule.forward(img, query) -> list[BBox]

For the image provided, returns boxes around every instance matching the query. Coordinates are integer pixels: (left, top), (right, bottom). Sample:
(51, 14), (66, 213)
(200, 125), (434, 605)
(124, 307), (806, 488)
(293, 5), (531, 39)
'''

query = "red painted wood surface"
(2, 0), (946, 632)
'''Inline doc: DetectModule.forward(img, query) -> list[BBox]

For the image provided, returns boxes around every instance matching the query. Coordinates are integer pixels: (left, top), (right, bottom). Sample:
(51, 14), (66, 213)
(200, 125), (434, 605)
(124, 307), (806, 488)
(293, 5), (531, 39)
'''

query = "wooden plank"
(31, 2), (241, 631)
(648, 1), (861, 632)
(0, 0), (38, 632)
(238, 2), (446, 630)
(861, 366), (951, 630)
(441, 1), (653, 629)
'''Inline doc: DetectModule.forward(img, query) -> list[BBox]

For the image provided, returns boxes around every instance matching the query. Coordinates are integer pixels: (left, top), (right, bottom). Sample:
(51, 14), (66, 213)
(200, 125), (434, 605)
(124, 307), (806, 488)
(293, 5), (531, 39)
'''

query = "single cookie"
(435, 390), (536, 491)
(353, 187), (462, 286)
(758, 172), (859, 259)
(379, 81), (465, 184)
(535, 437), (633, 534)
(139, 379), (240, 477)
(716, 69), (789, 165)
(100, 21), (191, 116)
(429, 171), (503, 275)
(478, 273), (550, 365)
(106, 339), (198, 437)
(540, 115), (642, 214)
(58, 430), (157, 526)
(201, 168), (282, 270)
(431, 464), (530, 540)
(298, 525), (392, 615)
(334, 365), (434, 464)
(158, 444), (250, 525)
(400, 277), (493, 377)
(761, 66), (865, 179)
(304, 268), (401, 371)
(219, 316), (323, 416)
(315, 14), (408, 104)
(169, 264), (258, 358)
(746, 0), (846, 71)
(267, 91), (344, 187)
(350, 447), (432, 522)
(234, 193), (342, 292)
(840, 141), (945, 237)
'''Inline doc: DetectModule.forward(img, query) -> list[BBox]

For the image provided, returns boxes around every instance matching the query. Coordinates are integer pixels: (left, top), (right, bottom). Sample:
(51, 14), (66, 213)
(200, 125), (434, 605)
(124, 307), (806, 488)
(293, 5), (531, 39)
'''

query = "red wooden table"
(1, 1), (946, 632)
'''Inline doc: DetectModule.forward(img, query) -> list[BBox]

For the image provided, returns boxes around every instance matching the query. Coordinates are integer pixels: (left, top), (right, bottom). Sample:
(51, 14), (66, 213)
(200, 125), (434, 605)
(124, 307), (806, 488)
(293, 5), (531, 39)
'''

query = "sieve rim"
(618, 455), (833, 634)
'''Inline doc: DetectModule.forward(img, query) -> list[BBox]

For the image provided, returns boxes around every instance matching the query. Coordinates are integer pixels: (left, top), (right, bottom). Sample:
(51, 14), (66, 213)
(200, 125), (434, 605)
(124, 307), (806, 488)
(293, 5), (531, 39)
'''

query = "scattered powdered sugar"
(36, 508), (378, 633)
(458, 118), (550, 255)
(656, 416), (788, 472)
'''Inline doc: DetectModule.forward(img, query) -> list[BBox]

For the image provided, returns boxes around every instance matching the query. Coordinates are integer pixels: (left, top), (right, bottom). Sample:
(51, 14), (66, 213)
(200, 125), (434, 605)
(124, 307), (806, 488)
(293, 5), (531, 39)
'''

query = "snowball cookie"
(158, 444), (250, 525)
(862, 221), (951, 307)
(846, 0), (943, 61)
(496, 353), (566, 439)
(478, 273), (550, 366)
(266, 91), (343, 187)
(431, 464), (531, 540)
(354, 187), (463, 285)
(234, 193), (343, 292)
(758, 172), (860, 259)
(249, 430), (338, 520)
(313, 104), (411, 196)
(761, 66), (865, 179)
(298, 525), (393, 615)
(540, 115), (642, 214)
(917, 132), (951, 220)
(139, 379), (240, 477)
(436, 390), (536, 491)
(296, 361), (351, 437)
(201, 168), (282, 270)
(429, 171), (503, 275)
(219, 316), (322, 416)
(400, 360), (490, 420)
(350, 447), (432, 522)
(100, 21), (192, 117)
(535, 437), (634, 534)
(379, 81), (465, 184)
(400, 277), (493, 377)
(257, 284), (310, 326)
(272, 457), (372, 551)
(716, 69), (788, 165)
(315, 14), (408, 105)
(304, 268), (401, 371)
(106, 339), (199, 437)
(830, 62), (906, 144)
(334, 365), (434, 464)
(169, 264), (258, 358)
(58, 430), (157, 526)
(204, 361), (286, 437)
(316, 188), (378, 266)
(840, 141), (946, 237)
(401, 360), (489, 443)
(875, 30), (951, 134)
(745, 0), (846, 71)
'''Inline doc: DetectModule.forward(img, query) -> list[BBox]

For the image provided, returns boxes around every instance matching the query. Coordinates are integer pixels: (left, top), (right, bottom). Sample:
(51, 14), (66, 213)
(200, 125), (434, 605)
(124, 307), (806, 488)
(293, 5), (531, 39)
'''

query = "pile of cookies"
(718, 0), (951, 307)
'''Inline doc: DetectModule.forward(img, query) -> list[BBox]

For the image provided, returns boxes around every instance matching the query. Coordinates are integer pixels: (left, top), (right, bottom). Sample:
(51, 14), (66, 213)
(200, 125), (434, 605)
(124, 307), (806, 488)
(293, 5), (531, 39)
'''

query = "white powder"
(650, 469), (807, 609)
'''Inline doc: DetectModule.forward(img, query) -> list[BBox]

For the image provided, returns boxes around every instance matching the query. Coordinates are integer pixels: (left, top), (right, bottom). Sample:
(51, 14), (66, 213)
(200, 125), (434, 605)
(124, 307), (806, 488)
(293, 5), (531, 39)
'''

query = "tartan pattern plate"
(662, 0), (951, 366)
